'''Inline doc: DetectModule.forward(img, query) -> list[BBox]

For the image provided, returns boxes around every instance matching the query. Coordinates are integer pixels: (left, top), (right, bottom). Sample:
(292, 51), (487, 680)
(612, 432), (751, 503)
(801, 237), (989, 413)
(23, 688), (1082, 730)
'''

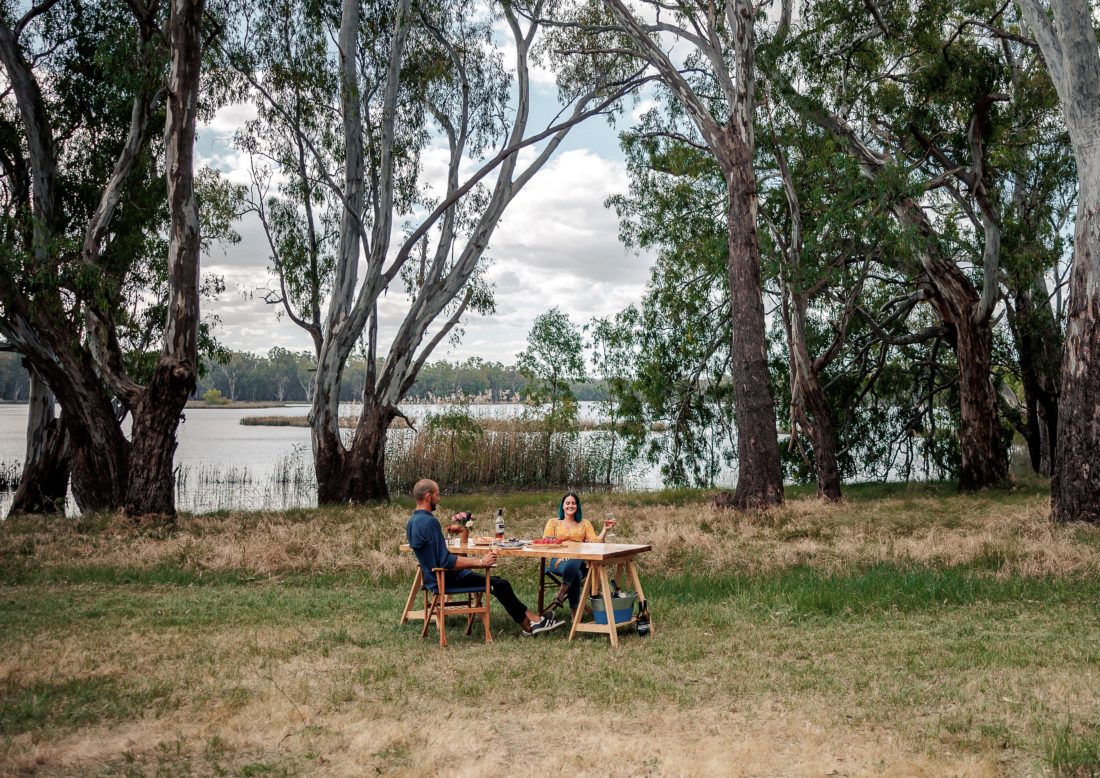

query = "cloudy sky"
(195, 57), (659, 365)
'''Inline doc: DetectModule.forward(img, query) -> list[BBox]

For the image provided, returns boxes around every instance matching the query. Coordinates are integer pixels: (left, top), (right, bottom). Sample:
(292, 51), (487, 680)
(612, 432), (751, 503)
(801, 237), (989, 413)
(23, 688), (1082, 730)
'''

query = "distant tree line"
(196, 350), (606, 403)
(0, 350), (606, 405)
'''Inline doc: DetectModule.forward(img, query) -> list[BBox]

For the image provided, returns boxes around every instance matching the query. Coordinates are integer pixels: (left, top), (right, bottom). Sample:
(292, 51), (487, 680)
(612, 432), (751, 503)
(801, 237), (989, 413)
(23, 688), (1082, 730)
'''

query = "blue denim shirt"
(406, 509), (458, 590)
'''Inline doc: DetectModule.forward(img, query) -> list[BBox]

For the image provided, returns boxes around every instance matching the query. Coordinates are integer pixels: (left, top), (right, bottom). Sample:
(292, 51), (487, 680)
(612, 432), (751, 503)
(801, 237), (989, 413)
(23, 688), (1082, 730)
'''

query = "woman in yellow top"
(541, 492), (616, 615)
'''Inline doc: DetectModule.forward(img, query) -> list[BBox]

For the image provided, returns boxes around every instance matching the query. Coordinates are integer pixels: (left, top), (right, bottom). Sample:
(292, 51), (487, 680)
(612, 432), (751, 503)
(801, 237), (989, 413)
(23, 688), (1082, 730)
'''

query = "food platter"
(526, 538), (566, 549)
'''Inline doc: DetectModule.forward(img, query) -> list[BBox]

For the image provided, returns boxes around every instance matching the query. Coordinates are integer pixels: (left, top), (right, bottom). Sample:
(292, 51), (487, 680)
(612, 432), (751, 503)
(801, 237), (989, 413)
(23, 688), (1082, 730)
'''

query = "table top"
(400, 539), (652, 562)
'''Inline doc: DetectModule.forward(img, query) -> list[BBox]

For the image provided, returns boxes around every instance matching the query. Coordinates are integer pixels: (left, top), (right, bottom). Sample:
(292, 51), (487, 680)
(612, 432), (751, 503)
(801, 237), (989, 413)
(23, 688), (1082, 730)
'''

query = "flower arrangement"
(447, 512), (474, 545)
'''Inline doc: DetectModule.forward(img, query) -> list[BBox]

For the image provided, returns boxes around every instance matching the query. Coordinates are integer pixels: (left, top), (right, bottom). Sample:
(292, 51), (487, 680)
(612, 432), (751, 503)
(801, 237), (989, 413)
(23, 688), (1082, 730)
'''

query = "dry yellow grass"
(2, 487), (1095, 580)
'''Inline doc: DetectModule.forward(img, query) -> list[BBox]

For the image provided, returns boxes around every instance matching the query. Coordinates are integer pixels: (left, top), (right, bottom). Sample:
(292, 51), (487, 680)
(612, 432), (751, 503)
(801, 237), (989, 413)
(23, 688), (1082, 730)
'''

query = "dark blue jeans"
(446, 570), (528, 624)
(548, 558), (587, 609)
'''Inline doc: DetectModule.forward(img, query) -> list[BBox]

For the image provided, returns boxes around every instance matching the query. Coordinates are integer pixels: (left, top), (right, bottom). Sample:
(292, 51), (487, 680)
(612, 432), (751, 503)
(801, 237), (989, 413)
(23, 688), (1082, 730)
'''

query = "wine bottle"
(636, 599), (650, 637)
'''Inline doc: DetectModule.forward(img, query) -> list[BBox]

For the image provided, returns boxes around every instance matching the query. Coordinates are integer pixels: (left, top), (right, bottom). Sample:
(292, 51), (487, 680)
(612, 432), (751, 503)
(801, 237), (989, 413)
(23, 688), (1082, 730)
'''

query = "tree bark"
(1052, 173), (1100, 520)
(923, 274), (1008, 490)
(7, 315), (131, 513)
(719, 129), (784, 509)
(124, 0), (205, 517)
(788, 298), (842, 501)
(314, 398), (394, 503)
(1015, 0), (1100, 520)
(8, 368), (70, 516)
(1007, 274), (1061, 475)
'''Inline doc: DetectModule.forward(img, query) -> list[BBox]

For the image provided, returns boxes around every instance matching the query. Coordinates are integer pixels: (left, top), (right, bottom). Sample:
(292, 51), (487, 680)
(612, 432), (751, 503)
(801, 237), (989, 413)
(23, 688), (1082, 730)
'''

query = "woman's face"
(563, 495), (579, 518)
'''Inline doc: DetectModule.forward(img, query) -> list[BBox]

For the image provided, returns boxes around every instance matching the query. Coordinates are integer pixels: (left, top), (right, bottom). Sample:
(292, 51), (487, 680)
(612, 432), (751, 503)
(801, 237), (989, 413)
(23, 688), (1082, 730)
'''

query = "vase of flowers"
(448, 512), (475, 546)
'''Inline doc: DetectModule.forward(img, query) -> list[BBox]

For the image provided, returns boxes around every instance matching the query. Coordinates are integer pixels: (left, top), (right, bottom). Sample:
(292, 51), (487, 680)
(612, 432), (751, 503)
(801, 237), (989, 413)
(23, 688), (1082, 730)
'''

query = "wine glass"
(604, 512), (617, 543)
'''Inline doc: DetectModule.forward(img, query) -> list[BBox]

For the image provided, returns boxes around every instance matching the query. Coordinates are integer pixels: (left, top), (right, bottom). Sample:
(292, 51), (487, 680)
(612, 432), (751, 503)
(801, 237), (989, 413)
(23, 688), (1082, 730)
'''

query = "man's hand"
(482, 552), (498, 568)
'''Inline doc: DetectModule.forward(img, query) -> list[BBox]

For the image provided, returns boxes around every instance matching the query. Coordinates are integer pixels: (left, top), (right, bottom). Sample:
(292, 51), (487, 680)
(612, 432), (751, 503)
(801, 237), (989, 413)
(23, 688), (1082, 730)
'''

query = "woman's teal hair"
(558, 491), (583, 521)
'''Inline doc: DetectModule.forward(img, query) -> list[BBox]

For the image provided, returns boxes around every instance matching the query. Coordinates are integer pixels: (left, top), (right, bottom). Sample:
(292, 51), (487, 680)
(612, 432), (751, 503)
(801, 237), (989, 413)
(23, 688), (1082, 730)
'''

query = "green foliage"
(202, 388), (228, 406)
(517, 307), (587, 431)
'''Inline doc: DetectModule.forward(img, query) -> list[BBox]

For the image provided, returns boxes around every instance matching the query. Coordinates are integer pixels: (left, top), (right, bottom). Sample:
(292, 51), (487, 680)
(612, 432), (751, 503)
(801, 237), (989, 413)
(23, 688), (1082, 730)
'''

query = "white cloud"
(197, 119), (654, 364)
(201, 101), (258, 139)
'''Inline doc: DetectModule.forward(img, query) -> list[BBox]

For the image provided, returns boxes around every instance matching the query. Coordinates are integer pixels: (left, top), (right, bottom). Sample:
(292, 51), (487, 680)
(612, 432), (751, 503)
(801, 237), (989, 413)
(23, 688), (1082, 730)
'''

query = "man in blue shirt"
(407, 478), (562, 636)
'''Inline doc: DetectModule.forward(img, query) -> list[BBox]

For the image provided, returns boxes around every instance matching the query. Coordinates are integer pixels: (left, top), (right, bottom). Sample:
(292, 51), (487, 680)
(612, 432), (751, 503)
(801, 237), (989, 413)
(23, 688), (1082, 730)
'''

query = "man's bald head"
(412, 479), (439, 508)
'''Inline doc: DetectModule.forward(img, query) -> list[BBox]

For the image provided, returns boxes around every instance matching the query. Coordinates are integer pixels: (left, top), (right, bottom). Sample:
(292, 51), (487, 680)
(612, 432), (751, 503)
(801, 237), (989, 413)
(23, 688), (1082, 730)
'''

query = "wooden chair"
(537, 557), (565, 614)
(421, 567), (493, 648)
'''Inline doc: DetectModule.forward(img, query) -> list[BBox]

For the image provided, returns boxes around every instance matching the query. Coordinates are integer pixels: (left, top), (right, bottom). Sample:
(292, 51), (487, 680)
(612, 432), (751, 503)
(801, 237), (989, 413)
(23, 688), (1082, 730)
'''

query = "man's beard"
(429, 497), (439, 511)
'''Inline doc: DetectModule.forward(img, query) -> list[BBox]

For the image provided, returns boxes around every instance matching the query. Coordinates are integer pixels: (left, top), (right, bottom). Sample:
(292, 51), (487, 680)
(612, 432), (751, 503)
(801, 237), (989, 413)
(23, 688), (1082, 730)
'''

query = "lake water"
(0, 402), (1028, 516)
(0, 402), (687, 515)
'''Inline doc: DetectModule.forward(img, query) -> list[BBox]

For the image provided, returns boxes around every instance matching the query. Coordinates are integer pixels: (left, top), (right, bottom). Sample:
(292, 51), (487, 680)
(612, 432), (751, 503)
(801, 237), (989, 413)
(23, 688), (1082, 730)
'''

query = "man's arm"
(454, 552), (496, 569)
(412, 515), (493, 570)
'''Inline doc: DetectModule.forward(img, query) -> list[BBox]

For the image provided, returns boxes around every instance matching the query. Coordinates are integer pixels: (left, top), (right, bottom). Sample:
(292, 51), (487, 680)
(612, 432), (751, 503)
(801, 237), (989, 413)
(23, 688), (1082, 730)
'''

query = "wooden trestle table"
(399, 540), (653, 647)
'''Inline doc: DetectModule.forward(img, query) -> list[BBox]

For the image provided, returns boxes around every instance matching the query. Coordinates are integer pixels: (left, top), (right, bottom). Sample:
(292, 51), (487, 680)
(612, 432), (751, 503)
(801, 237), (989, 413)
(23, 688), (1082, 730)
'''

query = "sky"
(194, 46), (660, 365)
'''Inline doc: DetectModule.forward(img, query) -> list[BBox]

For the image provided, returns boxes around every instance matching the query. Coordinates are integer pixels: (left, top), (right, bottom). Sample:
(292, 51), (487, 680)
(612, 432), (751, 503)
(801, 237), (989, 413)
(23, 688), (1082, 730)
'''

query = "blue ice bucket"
(590, 592), (637, 625)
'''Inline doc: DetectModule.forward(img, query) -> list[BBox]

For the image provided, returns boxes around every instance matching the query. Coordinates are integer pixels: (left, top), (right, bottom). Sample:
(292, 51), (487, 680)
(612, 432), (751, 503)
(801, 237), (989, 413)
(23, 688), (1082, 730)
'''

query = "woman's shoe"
(543, 595), (565, 618)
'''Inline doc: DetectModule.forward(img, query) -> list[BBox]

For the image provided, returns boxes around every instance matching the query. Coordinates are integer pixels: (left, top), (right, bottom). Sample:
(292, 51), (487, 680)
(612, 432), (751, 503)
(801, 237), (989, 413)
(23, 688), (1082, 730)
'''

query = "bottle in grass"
(495, 508), (505, 540)
(636, 600), (650, 637)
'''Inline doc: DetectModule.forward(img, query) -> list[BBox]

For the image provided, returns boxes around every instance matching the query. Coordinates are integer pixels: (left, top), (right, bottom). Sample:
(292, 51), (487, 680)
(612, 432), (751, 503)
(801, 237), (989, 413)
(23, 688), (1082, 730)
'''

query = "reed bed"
(240, 415), (415, 429)
(239, 414), (663, 432)
(385, 426), (630, 493)
(0, 460), (19, 490)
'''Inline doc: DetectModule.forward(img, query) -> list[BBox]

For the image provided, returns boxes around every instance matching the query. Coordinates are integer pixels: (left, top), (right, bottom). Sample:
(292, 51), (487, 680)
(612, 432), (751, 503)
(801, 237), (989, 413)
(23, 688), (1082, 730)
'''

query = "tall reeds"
(0, 461), (19, 490)
(385, 420), (635, 493)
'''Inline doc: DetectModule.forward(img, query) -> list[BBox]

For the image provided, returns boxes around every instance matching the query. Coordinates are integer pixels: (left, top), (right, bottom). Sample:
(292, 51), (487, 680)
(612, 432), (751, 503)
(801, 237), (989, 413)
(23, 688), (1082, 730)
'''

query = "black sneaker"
(526, 613), (564, 636)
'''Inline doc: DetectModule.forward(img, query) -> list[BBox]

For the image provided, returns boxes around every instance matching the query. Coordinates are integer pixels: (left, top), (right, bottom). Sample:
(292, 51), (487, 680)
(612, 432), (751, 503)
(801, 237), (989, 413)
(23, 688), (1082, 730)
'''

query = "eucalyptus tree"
(811, 0), (1069, 481)
(544, 0), (786, 508)
(232, 0), (646, 502)
(607, 94), (910, 496)
(758, 111), (898, 500)
(0, 0), (224, 516)
(518, 307), (587, 429)
(760, 0), (1077, 489)
(518, 307), (587, 479)
(605, 124), (739, 487)
(1010, 0), (1100, 520)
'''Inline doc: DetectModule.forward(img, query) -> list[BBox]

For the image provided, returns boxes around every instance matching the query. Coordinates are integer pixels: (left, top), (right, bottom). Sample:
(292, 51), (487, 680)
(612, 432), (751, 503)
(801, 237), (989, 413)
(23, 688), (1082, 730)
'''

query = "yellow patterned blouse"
(542, 518), (601, 543)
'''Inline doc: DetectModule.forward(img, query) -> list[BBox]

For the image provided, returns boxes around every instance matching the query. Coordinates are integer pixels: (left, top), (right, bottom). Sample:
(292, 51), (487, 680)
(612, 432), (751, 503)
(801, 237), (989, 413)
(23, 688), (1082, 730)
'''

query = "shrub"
(203, 388), (229, 405)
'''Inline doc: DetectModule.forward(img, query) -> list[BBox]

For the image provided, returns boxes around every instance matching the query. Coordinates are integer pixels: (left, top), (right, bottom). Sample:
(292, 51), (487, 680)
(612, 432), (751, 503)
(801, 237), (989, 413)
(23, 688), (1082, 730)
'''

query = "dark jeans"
(548, 557), (587, 609)
(446, 570), (528, 624)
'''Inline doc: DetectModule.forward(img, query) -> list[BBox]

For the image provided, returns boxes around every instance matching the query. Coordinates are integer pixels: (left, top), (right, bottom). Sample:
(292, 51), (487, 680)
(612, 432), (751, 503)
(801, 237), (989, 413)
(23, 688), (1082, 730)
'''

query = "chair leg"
(437, 596), (447, 648)
(421, 593), (438, 639)
(400, 568), (423, 625)
(537, 557), (547, 613)
(465, 594), (477, 636)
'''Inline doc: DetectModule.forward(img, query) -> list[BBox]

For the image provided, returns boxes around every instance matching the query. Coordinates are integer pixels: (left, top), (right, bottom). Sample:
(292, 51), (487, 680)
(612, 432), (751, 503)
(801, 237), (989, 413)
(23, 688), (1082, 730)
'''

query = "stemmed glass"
(604, 512), (617, 543)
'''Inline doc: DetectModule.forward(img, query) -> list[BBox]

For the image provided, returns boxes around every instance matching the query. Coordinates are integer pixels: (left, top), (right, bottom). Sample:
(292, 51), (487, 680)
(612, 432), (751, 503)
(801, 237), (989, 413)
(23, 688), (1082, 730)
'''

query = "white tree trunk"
(1018, 0), (1100, 520)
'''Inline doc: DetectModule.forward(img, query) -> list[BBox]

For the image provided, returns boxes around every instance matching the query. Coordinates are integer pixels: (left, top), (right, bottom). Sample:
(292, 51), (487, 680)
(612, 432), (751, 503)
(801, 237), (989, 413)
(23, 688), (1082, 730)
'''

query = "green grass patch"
(0, 674), (174, 736)
(650, 562), (1097, 620)
(1044, 719), (1100, 776)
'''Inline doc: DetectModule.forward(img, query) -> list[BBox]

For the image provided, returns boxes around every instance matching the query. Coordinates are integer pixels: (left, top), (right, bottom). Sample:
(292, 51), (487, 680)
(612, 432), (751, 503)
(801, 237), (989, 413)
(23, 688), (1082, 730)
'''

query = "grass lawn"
(2, 479), (1100, 776)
